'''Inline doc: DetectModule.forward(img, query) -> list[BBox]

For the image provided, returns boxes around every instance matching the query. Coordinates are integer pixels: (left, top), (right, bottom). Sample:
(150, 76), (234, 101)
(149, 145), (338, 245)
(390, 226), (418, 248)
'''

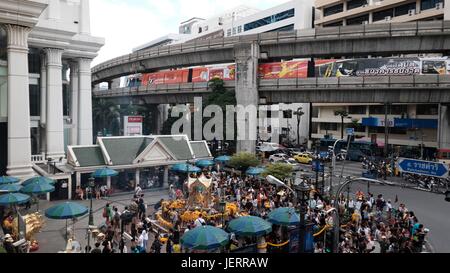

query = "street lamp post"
(332, 177), (388, 253)
(86, 177), (95, 252)
(294, 180), (311, 253)
(219, 200), (227, 229)
(294, 107), (305, 148)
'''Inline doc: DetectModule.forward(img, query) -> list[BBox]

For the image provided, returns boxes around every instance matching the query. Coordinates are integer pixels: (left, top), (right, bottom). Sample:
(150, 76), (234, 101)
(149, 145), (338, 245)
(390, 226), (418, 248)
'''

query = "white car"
(281, 159), (301, 171)
(269, 153), (289, 163)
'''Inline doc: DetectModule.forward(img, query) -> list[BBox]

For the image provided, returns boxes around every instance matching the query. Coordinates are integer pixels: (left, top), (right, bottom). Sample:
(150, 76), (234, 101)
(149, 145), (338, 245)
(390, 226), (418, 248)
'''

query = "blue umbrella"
(246, 167), (265, 176)
(21, 181), (55, 195)
(0, 176), (20, 185)
(91, 167), (119, 178)
(196, 160), (215, 168)
(267, 207), (300, 226)
(0, 193), (30, 206)
(228, 216), (272, 237)
(215, 156), (231, 163)
(170, 164), (202, 173)
(181, 225), (229, 250)
(0, 184), (22, 193)
(22, 177), (55, 187)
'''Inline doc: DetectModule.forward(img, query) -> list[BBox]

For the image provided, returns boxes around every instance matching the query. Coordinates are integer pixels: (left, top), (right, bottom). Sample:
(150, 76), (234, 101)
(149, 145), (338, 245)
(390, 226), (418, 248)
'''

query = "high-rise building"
(0, 0), (104, 178)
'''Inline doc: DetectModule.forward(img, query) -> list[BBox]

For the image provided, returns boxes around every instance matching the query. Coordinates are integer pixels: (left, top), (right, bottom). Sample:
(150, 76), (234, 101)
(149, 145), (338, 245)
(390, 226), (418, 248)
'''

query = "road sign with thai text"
(398, 158), (449, 178)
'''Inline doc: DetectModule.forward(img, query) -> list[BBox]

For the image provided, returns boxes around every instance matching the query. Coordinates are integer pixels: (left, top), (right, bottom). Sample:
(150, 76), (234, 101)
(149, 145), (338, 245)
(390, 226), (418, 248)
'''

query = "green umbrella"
(45, 202), (88, 220)
(0, 193), (30, 206)
(45, 202), (89, 245)
(228, 216), (272, 237)
(0, 176), (20, 185)
(196, 160), (215, 168)
(0, 184), (23, 193)
(181, 225), (229, 251)
(267, 207), (300, 226)
(22, 177), (55, 187)
(91, 167), (118, 178)
(21, 181), (55, 211)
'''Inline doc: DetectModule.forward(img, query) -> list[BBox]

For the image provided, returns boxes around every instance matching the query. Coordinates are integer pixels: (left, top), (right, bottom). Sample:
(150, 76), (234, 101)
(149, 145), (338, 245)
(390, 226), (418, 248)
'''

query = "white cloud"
(90, 0), (290, 67)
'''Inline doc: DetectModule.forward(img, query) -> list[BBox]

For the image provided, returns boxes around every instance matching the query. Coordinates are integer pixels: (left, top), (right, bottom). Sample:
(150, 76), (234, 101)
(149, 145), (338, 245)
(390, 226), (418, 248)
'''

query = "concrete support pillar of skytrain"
(234, 42), (260, 154)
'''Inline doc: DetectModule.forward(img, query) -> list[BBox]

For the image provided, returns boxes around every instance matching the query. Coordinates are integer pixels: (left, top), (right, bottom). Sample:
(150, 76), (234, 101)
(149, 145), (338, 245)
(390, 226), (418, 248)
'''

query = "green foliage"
(92, 99), (121, 136)
(0, 246), (5, 253)
(229, 152), (260, 171)
(262, 163), (294, 181)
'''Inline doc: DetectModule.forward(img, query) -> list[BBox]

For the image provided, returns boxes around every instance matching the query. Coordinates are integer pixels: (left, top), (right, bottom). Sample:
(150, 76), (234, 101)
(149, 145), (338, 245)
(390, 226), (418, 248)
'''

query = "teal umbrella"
(228, 216), (272, 237)
(196, 160), (215, 168)
(21, 181), (55, 195)
(21, 181), (55, 212)
(246, 167), (265, 176)
(267, 207), (300, 226)
(215, 156), (231, 163)
(0, 184), (22, 193)
(45, 202), (88, 220)
(45, 202), (89, 245)
(0, 193), (30, 206)
(181, 225), (229, 250)
(170, 164), (201, 173)
(91, 167), (118, 178)
(0, 176), (20, 185)
(22, 177), (55, 187)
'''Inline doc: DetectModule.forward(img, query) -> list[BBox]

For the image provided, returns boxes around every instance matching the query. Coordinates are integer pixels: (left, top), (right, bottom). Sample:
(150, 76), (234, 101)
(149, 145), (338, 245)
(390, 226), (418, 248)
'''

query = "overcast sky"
(90, 0), (289, 67)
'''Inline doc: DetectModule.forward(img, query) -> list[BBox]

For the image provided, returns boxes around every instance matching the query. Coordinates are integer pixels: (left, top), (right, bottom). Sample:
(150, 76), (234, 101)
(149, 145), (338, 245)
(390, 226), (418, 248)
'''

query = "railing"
(31, 153), (46, 164)
(92, 20), (450, 74)
(93, 75), (450, 98)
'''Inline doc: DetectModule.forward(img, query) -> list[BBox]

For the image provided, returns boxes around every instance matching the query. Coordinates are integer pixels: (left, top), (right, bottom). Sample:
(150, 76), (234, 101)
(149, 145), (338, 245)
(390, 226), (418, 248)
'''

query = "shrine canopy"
(66, 135), (213, 173)
(188, 174), (212, 190)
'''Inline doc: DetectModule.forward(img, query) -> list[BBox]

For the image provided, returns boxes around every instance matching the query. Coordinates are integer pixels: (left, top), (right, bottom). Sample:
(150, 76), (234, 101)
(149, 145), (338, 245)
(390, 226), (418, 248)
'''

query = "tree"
(92, 99), (121, 136)
(262, 163), (294, 181)
(335, 110), (350, 139)
(229, 152), (260, 172)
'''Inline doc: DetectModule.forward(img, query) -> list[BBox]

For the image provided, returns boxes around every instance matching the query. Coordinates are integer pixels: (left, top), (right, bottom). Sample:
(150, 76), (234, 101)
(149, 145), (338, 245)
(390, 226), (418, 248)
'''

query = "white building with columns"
(0, 0), (104, 185)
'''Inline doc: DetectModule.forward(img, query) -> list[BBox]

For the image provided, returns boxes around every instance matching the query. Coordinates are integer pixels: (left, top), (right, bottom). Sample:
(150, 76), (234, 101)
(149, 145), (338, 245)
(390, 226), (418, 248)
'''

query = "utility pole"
(384, 103), (390, 158)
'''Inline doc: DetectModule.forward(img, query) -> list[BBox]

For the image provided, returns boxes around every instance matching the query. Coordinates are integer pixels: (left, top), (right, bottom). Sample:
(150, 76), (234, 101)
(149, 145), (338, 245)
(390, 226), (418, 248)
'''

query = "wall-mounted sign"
(124, 116), (143, 136)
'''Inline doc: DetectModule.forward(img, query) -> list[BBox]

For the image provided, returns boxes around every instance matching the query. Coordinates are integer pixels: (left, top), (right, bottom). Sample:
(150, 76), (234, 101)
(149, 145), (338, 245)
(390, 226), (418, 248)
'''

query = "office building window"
(322, 122), (338, 131)
(390, 105), (408, 115)
(63, 84), (69, 116)
(237, 25), (242, 33)
(347, 0), (368, 10)
(373, 9), (394, 22)
(323, 21), (343, 27)
(323, 4), (343, 17)
(28, 48), (41, 74)
(227, 29), (232, 36)
(346, 14), (369, 25)
(349, 105), (366, 115)
(0, 28), (6, 62)
(312, 122), (319, 134)
(204, 26), (208, 31)
(29, 85), (40, 116)
(232, 27), (236, 35)
(312, 107), (319, 118)
(421, 0), (443, 11)
(394, 2), (417, 16)
(244, 9), (295, 32)
(417, 104), (438, 115)
(267, 24), (295, 32)
(369, 105), (385, 115)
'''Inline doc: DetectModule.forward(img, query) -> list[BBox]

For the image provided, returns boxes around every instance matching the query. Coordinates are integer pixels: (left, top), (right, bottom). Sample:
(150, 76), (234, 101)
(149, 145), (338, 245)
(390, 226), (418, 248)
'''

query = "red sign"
(128, 116), (143, 123)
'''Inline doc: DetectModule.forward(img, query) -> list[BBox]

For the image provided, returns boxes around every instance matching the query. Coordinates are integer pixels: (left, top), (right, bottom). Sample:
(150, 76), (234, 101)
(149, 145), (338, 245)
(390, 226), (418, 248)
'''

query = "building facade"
(315, 0), (445, 27)
(311, 0), (450, 155)
(0, 0), (104, 178)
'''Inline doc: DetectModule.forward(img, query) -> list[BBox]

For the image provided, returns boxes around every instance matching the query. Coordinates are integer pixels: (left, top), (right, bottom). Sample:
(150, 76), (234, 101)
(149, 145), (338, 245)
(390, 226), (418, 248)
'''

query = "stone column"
(445, 0), (450, 21)
(164, 166), (169, 188)
(135, 169), (140, 189)
(107, 176), (111, 190)
(40, 52), (47, 154)
(234, 42), (259, 154)
(68, 176), (72, 200)
(4, 24), (35, 178)
(44, 48), (65, 160)
(78, 58), (93, 145)
(69, 61), (79, 145)
(76, 172), (81, 187)
(79, 0), (91, 35)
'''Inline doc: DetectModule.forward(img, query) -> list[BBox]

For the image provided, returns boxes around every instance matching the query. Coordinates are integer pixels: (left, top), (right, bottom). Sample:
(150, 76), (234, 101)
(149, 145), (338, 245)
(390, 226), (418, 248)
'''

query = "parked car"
(294, 153), (314, 164)
(286, 148), (306, 157)
(269, 153), (290, 163)
(281, 159), (301, 171)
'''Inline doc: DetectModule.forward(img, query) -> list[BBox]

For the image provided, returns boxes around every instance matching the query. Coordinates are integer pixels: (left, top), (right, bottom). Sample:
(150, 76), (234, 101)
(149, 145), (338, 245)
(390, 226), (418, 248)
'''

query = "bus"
(320, 138), (380, 161)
